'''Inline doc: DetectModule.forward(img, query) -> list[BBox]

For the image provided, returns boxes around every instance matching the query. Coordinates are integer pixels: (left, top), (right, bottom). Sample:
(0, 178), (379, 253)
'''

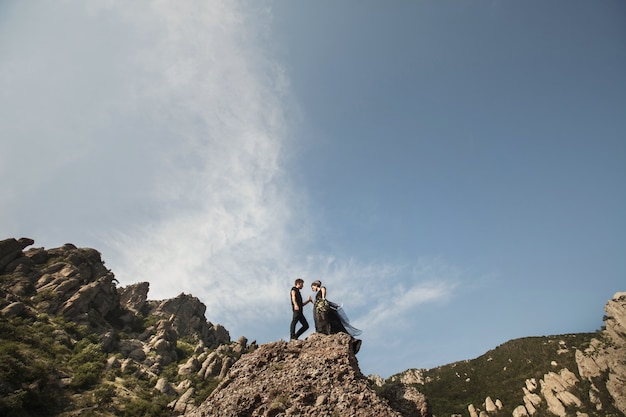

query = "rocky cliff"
(0, 238), (244, 416)
(188, 332), (430, 417)
(575, 292), (626, 415)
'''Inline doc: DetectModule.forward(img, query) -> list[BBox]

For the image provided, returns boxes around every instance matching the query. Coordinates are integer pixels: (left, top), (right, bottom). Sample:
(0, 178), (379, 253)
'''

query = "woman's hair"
(311, 280), (322, 287)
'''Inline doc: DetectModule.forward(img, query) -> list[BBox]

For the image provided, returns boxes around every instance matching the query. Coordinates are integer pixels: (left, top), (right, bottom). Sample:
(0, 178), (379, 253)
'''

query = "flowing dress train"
(314, 291), (361, 337)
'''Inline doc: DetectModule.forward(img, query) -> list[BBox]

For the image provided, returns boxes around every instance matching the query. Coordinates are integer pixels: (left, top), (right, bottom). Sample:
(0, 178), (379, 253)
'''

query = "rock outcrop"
(0, 237), (240, 415)
(188, 332), (431, 417)
(575, 291), (626, 415)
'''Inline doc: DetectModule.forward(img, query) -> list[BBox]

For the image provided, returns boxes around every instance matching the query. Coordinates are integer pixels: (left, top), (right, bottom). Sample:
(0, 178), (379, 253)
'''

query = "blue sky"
(1, 1), (625, 377)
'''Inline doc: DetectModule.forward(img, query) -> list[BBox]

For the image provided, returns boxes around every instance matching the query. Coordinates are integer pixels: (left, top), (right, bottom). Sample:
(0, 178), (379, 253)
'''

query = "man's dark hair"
(294, 278), (304, 286)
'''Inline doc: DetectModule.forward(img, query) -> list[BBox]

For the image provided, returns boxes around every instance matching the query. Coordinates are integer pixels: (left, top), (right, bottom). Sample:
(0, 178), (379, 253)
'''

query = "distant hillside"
(395, 334), (595, 416)
(380, 294), (626, 417)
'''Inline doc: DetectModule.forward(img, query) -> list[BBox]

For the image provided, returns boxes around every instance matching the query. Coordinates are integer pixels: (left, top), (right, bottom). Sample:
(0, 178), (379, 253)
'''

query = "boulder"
(468, 404), (478, 417)
(59, 274), (119, 324)
(523, 396), (537, 415)
(495, 399), (503, 410)
(118, 282), (150, 314)
(378, 383), (430, 417)
(155, 378), (176, 396)
(0, 237), (33, 271)
(178, 356), (201, 376)
(540, 378), (567, 417)
(1, 301), (27, 318)
(171, 387), (196, 414)
(523, 387), (542, 407)
(485, 396), (497, 413)
(512, 405), (529, 417)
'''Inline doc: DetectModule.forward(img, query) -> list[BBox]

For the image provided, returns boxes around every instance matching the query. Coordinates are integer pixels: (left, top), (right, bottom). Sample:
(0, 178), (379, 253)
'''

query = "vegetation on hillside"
(391, 333), (626, 417)
(0, 311), (226, 417)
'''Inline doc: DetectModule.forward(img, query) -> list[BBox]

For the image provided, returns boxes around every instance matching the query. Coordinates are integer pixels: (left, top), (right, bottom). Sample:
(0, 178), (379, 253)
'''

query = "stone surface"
(390, 368), (426, 385)
(512, 405), (529, 417)
(187, 333), (431, 417)
(485, 396), (497, 413)
(118, 281), (150, 314)
(468, 403), (479, 417)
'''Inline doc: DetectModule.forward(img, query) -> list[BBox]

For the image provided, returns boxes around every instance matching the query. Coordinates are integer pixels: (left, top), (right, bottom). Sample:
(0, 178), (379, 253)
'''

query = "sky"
(1, 0), (625, 378)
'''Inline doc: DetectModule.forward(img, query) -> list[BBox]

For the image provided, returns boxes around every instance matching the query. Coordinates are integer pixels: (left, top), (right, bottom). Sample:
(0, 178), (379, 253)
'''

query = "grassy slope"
(402, 333), (599, 417)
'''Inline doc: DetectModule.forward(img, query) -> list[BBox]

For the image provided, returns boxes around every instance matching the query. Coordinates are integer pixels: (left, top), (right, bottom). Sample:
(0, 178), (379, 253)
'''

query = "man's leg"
(290, 311), (300, 339)
(294, 312), (309, 339)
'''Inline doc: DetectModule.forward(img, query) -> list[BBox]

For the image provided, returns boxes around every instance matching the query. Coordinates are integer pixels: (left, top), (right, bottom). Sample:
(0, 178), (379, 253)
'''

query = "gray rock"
(119, 282), (150, 314)
(155, 377), (176, 396)
(1, 301), (26, 318)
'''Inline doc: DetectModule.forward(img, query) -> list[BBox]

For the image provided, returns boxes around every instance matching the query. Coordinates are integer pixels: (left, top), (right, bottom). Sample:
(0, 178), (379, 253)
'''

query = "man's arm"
(291, 289), (299, 311)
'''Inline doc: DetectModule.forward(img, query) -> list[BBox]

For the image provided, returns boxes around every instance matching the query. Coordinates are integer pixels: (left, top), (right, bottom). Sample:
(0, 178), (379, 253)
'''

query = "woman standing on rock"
(311, 280), (362, 353)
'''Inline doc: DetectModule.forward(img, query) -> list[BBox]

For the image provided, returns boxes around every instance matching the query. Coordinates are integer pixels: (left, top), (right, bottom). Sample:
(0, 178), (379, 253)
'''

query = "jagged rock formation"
(188, 332), (431, 417)
(391, 368), (428, 385)
(0, 237), (244, 416)
(506, 369), (582, 417)
(575, 291), (626, 415)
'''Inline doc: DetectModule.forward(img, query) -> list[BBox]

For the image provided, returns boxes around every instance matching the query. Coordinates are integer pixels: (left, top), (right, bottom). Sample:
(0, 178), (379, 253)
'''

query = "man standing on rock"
(290, 278), (312, 340)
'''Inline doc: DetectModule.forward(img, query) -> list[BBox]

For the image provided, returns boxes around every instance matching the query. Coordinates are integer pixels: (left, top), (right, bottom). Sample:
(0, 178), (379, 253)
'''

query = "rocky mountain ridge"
(1, 238), (623, 417)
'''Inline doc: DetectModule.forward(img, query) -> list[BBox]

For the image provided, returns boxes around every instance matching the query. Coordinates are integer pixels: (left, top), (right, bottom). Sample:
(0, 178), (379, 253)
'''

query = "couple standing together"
(290, 278), (362, 353)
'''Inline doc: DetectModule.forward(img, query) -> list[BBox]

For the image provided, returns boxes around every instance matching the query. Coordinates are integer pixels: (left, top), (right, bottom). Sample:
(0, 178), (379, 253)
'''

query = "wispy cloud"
(296, 256), (460, 331)
(0, 1), (460, 364)
(95, 1), (299, 312)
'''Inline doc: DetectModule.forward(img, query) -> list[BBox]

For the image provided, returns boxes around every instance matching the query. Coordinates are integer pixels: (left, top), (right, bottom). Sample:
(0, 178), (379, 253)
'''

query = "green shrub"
(68, 341), (106, 390)
(72, 361), (104, 389)
(122, 397), (169, 417)
(143, 315), (160, 329)
(176, 340), (195, 360)
(0, 388), (28, 417)
(93, 384), (116, 407)
(70, 341), (105, 366)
